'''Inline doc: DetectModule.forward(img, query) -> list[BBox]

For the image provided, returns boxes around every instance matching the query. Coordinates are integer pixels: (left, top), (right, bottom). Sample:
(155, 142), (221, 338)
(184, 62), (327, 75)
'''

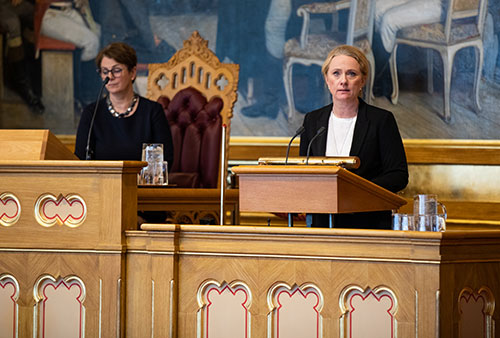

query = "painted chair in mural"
(388, 0), (488, 122)
(283, 0), (376, 119)
(147, 31), (239, 189)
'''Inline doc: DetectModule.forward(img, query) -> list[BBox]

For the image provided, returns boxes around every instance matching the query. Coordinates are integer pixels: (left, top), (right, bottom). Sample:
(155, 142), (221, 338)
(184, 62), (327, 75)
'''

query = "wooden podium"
(0, 129), (77, 160)
(232, 164), (406, 215)
(0, 130), (142, 337)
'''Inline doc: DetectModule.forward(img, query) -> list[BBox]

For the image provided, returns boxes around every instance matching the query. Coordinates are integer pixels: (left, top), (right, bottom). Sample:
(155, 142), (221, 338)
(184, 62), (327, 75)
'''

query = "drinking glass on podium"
(139, 143), (167, 185)
(392, 212), (415, 231)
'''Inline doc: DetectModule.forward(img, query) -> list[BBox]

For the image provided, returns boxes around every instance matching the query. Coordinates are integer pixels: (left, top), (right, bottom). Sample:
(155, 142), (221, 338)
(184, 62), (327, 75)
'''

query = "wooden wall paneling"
(125, 227), (177, 337)
(133, 225), (500, 337)
(0, 161), (140, 250)
(0, 251), (123, 337)
(0, 160), (142, 337)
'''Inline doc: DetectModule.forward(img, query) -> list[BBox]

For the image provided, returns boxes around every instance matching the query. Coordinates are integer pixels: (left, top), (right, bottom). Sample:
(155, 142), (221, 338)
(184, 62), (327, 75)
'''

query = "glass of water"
(139, 143), (164, 185)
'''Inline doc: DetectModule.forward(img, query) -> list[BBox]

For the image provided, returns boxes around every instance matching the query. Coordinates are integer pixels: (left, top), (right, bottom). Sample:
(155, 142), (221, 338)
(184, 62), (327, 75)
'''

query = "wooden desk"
(137, 188), (239, 225)
(0, 160), (142, 337)
(127, 225), (500, 337)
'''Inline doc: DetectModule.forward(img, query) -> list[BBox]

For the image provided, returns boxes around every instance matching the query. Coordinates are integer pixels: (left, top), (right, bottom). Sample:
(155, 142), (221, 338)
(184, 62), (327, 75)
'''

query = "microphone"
(305, 126), (326, 165)
(285, 126), (305, 165)
(85, 76), (110, 160)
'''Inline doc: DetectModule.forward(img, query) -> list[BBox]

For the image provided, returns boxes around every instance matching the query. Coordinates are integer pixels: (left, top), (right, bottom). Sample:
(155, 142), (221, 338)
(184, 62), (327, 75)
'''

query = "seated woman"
(74, 42), (174, 224)
(75, 41), (173, 163)
(299, 45), (408, 229)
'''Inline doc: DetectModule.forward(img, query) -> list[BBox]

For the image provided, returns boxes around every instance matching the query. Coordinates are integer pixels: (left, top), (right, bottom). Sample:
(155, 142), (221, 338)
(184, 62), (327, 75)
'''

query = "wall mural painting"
(1, 0), (499, 139)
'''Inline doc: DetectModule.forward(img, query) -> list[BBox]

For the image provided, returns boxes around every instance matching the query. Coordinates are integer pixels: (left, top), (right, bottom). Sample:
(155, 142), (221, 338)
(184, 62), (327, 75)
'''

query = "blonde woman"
(299, 45), (408, 229)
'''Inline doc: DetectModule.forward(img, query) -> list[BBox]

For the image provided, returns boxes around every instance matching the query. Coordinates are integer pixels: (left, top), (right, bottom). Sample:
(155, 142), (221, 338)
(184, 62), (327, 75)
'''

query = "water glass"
(415, 214), (446, 232)
(392, 213), (415, 231)
(139, 143), (165, 185)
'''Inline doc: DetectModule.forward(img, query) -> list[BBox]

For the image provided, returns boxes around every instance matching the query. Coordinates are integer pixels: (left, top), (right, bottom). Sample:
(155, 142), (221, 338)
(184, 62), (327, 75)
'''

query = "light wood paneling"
(131, 224), (500, 337)
(0, 159), (142, 337)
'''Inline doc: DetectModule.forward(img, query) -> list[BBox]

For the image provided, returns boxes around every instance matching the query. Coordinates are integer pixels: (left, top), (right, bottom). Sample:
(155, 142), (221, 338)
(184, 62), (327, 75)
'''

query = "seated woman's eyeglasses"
(97, 67), (124, 77)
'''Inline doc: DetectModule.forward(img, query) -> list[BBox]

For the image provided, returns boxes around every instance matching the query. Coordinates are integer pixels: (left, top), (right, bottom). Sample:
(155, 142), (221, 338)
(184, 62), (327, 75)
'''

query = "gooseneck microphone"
(305, 126), (326, 165)
(85, 76), (110, 160)
(285, 126), (305, 165)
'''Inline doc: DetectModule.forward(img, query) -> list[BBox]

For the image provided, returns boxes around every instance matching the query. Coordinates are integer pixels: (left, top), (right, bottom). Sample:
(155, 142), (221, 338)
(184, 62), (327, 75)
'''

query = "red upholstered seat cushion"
(159, 87), (223, 188)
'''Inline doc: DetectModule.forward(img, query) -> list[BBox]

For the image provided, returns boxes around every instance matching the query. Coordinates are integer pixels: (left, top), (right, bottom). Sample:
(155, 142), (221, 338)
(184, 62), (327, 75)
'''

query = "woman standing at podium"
(299, 45), (408, 229)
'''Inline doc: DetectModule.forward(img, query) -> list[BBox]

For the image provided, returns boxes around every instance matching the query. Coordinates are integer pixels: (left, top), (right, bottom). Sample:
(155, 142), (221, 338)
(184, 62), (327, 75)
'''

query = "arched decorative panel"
(340, 285), (398, 338)
(33, 275), (86, 338)
(0, 274), (19, 338)
(267, 282), (324, 338)
(197, 280), (252, 338)
(459, 286), (495, 338)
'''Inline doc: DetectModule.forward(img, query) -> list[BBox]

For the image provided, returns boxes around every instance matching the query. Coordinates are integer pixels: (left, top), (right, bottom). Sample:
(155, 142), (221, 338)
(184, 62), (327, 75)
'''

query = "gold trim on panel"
(339, 285), (398, 338)
(117, 278), (121, 338)
(458, 286), (496, 338)
(179, 251), (442, 264)
(415, 290), (419, 338)
(0, 248), (121, 254)
(0, 274), (20, 338)
(170, 279), (174, 338)
(0, 192), (21, 227)
(267, 282), (324, 338)
(33, 275), (87, 338)
(126, 250), (175, 256)
(99, 279), (102, 338)
(151, 280), (155, 338)
(435, 290), (440, 338)
(196, 279), (252, 338)
(34, 193), (87, 228)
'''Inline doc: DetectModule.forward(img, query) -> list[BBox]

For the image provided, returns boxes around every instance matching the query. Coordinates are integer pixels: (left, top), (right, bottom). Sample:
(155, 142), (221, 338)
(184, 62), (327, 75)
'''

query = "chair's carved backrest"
(147, 31), (239, 188)
(444, 0), (487, 41)
(346, 0), (375, 46)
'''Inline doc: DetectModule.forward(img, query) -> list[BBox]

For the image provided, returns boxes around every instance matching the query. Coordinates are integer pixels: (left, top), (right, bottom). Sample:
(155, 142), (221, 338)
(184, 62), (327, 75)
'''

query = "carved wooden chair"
(147, 31), (239, 189)
(144, 31), (239, 225)
(283, 0), (376, 119)
(388, 0), (488, 122)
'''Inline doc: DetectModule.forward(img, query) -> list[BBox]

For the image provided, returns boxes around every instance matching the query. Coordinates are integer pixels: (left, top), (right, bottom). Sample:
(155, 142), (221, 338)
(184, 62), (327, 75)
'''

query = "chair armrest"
(297, 0), (350, 49)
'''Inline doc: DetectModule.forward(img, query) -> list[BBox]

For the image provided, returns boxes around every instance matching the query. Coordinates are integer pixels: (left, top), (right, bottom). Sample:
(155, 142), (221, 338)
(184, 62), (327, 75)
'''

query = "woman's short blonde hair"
(321, 45), (369, 81)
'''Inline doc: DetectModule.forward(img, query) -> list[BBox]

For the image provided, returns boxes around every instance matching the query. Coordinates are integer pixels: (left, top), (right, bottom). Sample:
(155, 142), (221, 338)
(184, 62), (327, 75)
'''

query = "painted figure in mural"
(216, 0), (318, 118)
(372, 0), (443, 97)
(40, 0), (101, 109)
(40, 0), (100, 62)
(74, 42), (173, 162)
(0, 0), (44, 114)
(375, 0), (443, 54)
(95, 0), (175, 64)
(299, 45), (408, 229)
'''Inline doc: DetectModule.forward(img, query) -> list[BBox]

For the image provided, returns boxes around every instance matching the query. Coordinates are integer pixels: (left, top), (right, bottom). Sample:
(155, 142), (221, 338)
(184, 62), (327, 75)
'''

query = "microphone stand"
(285, 126), (305, 227)
(285, 126), (304, 165)
(305, 126), (326, 165)
(305, 126), (326, 228)
(85, 77), (110, 160)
